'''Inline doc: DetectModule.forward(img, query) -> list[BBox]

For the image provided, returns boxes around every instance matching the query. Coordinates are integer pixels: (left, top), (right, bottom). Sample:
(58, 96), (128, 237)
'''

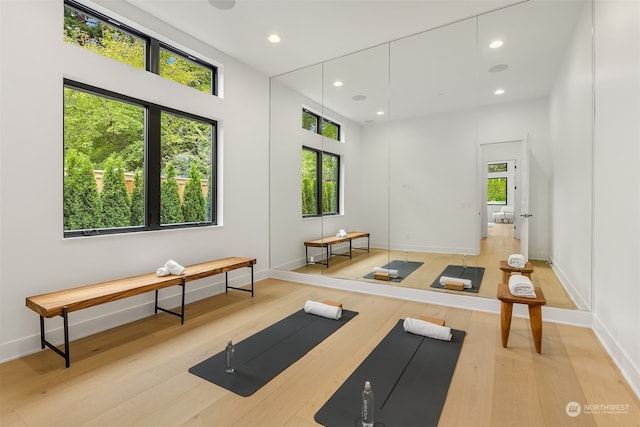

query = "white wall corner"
(592, 313), (640, 400)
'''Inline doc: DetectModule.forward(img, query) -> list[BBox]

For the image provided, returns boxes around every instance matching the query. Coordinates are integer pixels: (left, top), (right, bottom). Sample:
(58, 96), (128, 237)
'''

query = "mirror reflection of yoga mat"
(189, 309), (358, 396)
(363, 260), (424, 282)
(314, 320), (465, 427)
(430, 265), (485, 293)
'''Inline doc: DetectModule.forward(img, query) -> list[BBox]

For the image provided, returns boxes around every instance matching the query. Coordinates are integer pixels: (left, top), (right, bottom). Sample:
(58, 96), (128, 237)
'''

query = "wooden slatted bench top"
(304, 231), (369, 247)
(26, 274), (183, 318)
(26, 256), (256, 318)
(184, 257), (256, 282)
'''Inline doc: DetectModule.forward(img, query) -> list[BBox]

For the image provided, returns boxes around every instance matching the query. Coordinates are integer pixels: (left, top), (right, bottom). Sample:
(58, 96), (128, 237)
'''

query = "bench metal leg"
(39, 306), (70, 368)
(225, 264), (255, 297)
(154, 280), (186, 324)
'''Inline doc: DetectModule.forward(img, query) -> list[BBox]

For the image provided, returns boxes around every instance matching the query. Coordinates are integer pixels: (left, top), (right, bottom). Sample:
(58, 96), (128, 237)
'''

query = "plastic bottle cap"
(365, 381), (371, 390)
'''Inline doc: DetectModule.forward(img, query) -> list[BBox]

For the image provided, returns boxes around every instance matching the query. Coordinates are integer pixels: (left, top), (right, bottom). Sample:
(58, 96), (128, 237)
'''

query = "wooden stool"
(496, 283), (546, 353)
(499, 260), (534, 284)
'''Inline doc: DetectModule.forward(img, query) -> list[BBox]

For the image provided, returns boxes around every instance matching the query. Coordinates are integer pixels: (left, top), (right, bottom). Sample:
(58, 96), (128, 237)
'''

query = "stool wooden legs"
(528, 305), (543, 353)
(500, 301), (513, 348)
(500, 301), (543, 353)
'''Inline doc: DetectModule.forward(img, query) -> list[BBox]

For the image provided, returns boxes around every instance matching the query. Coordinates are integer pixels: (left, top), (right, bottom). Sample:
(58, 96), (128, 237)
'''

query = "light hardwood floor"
(2, 278), (637, 426)
(295, 223), (577, 309)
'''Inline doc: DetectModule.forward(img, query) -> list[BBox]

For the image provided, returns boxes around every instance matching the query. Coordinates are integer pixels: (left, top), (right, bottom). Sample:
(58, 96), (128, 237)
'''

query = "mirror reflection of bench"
(304, 231), (370, 268)
(25, 256), (256, 368)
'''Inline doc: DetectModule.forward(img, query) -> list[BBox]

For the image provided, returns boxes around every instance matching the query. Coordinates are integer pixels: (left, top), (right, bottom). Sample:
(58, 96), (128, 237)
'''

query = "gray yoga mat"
(314, 320), (465, 427)
(363, 260), (424, 282)
(189, 308), (358, 396)
(430, 264), (485, 293)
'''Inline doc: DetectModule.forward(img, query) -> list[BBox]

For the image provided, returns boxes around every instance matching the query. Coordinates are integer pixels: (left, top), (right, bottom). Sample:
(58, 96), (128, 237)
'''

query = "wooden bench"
(25, 256), (256, 367)
(304, 231), (370, 268)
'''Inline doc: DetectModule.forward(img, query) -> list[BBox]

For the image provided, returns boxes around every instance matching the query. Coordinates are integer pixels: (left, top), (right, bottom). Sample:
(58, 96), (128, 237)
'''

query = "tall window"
(64, 0), (217, 95)
(302, 147), (340, 217)
(302, 108), (341, 141)
(487, 162), (508, 205)
(63, 81), (216, 237)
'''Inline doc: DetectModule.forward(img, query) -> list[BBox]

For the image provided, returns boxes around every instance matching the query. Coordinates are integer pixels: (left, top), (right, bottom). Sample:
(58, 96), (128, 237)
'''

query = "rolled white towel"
(508, 275), (537, 298)
(373, 267), (399, 278)
(336, 229), (347, 237)
(156, 267), (170, 277)
(165, 259), (186, 275)
(304, 300), (342, 320)
(508, 254), (526, 268)
(438, 275), (472, 289)
(403, 317), (452, 341)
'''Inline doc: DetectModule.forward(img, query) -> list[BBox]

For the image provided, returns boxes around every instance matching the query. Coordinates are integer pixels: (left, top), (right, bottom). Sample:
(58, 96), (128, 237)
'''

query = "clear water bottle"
(362, 380), (374, 427)
(225, 338), (235, 373)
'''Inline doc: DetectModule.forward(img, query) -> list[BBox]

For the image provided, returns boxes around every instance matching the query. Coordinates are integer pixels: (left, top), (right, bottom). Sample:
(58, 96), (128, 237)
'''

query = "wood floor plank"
(2, 279), (637, 427)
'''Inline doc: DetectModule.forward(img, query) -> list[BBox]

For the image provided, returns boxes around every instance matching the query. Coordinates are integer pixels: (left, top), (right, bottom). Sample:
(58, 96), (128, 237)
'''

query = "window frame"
(302, 108), (341, 141)
(64, 0), (218, 96)
(63, 79), (217, 238)
(302, 146), (341, 218)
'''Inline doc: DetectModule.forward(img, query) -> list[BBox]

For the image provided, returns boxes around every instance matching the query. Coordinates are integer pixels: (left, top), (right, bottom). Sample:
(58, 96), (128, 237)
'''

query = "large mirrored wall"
(270, 0), (593, 311)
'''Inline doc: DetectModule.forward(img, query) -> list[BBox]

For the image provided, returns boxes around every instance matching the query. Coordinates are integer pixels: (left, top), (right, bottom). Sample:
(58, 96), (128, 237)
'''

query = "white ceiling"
(123, 0), (526, 77)
(118, 0), (588, 123)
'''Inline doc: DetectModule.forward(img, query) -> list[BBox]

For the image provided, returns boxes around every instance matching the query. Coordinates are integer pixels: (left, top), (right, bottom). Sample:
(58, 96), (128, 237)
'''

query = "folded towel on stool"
(156, 267), (170, 277)
(304, 300), (342, 320)
(508, 254), (526, 268)
(373, 267), (399, 278)
(508, 274), (537, 298)
(438, 275), (472, 289)
(403, 317), (452, 341)
(165, 259), (186, 275)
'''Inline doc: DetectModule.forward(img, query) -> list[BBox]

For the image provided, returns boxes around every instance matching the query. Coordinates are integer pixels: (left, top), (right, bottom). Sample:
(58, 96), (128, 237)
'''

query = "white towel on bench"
(156, 259), (186, 276)
(156, 267), (170, 277)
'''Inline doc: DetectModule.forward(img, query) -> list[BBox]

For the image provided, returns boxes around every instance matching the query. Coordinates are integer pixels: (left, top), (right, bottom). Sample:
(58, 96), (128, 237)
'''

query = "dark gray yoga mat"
(314, 320), (465, 427)
(363, 260), (424, 282)
(430, 264), (485, 293)
(189, 308), (358, 396)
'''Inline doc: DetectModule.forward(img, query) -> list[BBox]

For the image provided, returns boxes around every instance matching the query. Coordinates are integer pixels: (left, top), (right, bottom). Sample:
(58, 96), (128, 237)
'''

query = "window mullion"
(149, 38), (160, 74)
(316, 150), (323, 216)
(147, 106), (162, 228)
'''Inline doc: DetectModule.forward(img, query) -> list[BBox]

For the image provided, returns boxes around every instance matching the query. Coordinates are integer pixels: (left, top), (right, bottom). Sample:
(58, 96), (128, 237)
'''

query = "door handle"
(521, 213), (533, 218)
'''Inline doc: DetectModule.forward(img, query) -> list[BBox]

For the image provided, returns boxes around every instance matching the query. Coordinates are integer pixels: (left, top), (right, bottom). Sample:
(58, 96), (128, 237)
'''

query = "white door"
(517, 135), (531, 261)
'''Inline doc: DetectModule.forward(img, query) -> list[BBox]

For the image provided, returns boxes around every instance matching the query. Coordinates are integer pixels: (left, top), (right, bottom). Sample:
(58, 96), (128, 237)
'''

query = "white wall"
(269, 80), (365, 269)
(358, 97), (551, 257)
(548, 0), (594, 310)
(593, 0), (640, 399)
(0, 0), (270, 362)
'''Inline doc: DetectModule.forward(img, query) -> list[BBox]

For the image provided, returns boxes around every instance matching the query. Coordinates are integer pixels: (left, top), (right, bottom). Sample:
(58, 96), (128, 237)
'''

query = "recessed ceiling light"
(488, 64), (509, 73)
(489, 40), (503, 49)
(376, 111), (385, 116)
(268, 34), (281, 43)
(494, 89), (505, 95)
(208, 0), (236, 10)
(352, 95), (366, 101)
(333, 81), (343, 87)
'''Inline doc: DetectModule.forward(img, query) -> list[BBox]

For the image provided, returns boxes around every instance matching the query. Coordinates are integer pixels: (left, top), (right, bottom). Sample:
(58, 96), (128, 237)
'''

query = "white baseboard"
(269, 269), (593, 327)
(0, 270), (262, 364)
(592, 314), (640, 400)
(549, 256), (591, 310)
